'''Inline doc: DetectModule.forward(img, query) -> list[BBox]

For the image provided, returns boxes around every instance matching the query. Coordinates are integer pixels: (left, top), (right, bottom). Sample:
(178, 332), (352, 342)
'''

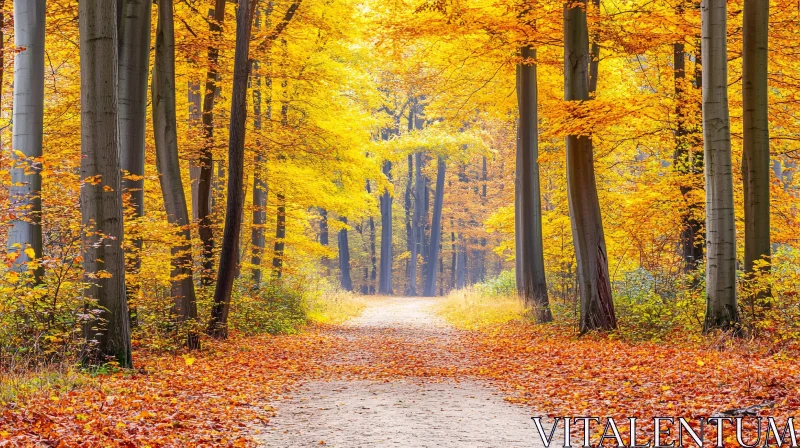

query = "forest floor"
(258, 296), (545, 447)
(2, 296), (799, 447)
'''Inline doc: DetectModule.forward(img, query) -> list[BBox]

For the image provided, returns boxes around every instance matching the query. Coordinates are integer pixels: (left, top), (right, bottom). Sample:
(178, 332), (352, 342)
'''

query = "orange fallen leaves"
(2, 321), (798, 447)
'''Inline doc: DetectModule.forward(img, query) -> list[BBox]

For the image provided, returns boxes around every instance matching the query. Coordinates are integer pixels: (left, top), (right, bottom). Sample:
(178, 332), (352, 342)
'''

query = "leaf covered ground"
(2, 300), (799, 447)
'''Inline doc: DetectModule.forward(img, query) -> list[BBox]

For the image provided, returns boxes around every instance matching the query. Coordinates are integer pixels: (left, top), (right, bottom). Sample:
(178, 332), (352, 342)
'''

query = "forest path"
(257, 296), (547, 447)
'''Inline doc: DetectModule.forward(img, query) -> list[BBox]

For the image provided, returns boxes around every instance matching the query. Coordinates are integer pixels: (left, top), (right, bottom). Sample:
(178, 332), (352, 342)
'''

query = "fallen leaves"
(2, 317), (798, 447)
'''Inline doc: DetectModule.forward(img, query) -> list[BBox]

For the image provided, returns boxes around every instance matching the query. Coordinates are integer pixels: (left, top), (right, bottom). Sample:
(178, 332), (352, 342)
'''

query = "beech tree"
(423, 157), (446, 297)
(8, 0), (46, 281)
(339, 217), (353, 291)
(79, 0), (132, 366)
(152, 0), (199, 348)
(378, 159), (393, 294)
(742, 0), (770, 283)
(197, 0), (227, 286)
(701, 0), (739, 332)
(117, 0), (152, 298)
(564, 0), (616, 332)
(207, 0), (259, 338)
(673, 18), (705, 272)
(515, 45), (552, 323)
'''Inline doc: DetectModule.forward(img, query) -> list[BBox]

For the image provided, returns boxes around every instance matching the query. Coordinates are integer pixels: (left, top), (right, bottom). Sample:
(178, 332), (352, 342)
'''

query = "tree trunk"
(423, 158), (446, 297)
(79, 0), (132, 367)
(405, 153), (413, 294)
(271, 193), (287, 278)
(117, 0), (151, 302)
(455, 233), (467, 289)
(378, 160), (393, 294)
(8, 0), (45, 281)
(477, 155), (488, 282)
(564, 0), (617, 332)
(408, 153), (425, 296)
(207, 0), (258, 338)
(515, 45), (552, 323)
(742, 0), (770, 280)
(673, 39), (705, 271)
(366, 180), (378, 294)
(152, 0), (199, 348)
(251, 8), (270, 288)
(339, 217), (353, 291)
(197, 0), (227, 287)
(701, 0), (739, 332)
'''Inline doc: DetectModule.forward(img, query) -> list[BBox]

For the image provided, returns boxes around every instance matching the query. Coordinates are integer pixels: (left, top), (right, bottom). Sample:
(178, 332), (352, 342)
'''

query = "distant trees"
(423, 158), (446, 297)
(79, 0), (132, 366)
(379, 158), (393, 294)
(339, 218), (353, 291)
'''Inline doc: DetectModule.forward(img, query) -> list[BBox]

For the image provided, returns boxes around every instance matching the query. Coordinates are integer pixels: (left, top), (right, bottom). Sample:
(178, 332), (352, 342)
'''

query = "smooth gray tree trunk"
(339, 217), (353, 291)
(423, 158), (446, 297)
(379, 160), (393, 294)
(207, 0), (259, 338)
(117, 0), (152, 286)
(79, 0), (132, 367)
(8, 0), (46, 281)
(117, 0), (151, 328)
(701, 0), (739, 332)
(515, 45), (552, 323)
(564, 0), (617, 332)
(742, 0), (770, 279)
(152, 0), (199, 348)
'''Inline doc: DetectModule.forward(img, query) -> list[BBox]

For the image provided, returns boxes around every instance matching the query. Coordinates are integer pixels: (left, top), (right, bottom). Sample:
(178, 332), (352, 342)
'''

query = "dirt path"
(257, 297), (548, 447)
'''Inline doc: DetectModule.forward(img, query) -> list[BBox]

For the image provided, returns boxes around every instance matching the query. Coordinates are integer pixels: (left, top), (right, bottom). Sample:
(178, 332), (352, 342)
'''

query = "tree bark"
(339, 217), (353, 291)
(673, 38), (705, 272)
(564, 0), (617, 332)
(408, 153), (426, 296)
(366, 180), (378, 294)
(378, 159), (393, 294)
(742, 0), (770, 278)
(423, 158), (446, 297)
(197, 0), (227, 287)
(117, 0), (151, 298)
(79, 0), (132, 367)
(152, 0), (199, 348)
(271, 193), (287, 278)
(515, 45), (552, 323)
(251, 8), (270, 288)
(8, 0), (46, 281)
(701, 0), (739, 332)
(455, 233), (466, 289)
(207, 0), (258, 338)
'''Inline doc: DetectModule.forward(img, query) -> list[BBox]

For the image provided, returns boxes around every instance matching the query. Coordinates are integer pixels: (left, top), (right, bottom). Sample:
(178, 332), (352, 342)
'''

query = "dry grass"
(0, 364), (90, 405)
(436, 287), (527, 329)
(305, 289), (368, 325)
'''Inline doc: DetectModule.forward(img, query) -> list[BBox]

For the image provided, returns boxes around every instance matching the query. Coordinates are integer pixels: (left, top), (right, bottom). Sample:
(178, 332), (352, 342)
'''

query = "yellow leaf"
(183, 355), (195, 366)
(24, 247), (36, 259)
